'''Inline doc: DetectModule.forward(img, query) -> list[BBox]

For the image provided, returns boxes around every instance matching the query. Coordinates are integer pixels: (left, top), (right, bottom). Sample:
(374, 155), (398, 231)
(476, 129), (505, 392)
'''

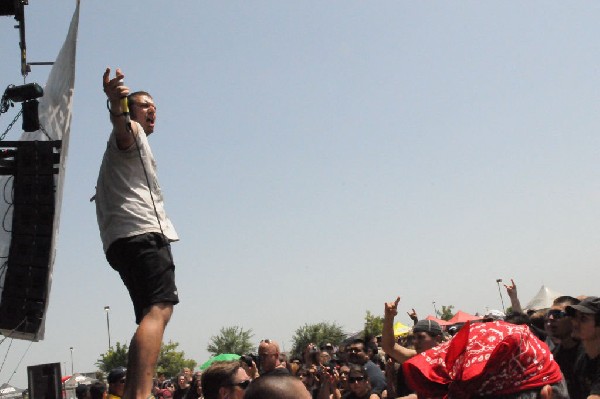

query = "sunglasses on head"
(348, 376), (365, 383)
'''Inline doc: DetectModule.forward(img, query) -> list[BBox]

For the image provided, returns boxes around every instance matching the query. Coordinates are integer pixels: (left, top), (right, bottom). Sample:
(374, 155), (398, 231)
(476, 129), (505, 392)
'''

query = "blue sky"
(1, 0), (599, 389)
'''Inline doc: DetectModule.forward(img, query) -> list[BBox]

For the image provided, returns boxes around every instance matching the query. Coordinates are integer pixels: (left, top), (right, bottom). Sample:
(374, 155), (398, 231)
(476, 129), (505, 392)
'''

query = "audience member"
(201, 361), (250, 399)
(257, 339), (289, 376)
(566, 296), (600, 399)
(243, 375), (311, 399)
(107, 367), (127, 399)
(402, 320), (567, 398)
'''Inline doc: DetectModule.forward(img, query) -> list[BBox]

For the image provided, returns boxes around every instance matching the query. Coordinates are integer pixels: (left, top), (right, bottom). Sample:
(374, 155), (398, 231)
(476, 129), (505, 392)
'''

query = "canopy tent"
(63, 374), (96, 389)
(393, 321), (411, 337)
(425, 315), (452, 326)
(447, 311), (480, 325)
(524, 285), (564, 311)
(0, 383), (25, 399)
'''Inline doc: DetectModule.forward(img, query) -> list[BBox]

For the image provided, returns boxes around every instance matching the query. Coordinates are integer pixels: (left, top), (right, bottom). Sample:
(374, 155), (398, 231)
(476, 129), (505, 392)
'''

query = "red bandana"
(402, 321), (563, 398)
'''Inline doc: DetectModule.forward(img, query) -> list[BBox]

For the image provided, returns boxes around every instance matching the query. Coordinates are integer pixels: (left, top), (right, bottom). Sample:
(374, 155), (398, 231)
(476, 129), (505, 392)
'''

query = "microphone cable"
(122, 94), (175, 263)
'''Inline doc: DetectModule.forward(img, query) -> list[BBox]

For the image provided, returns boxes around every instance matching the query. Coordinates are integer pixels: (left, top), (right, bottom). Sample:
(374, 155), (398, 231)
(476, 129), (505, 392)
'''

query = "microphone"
(117, 79), (131, 129)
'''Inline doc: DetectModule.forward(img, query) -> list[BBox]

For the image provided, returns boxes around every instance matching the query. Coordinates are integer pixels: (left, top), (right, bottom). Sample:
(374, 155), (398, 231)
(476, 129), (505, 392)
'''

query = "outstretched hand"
(103, 67), (129, 102)
(385, 296), (401, 318)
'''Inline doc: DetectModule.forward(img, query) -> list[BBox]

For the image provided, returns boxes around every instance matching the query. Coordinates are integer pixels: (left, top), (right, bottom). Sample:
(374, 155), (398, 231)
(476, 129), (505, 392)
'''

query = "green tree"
(206, 326), (255, 356)
(290, 322), (346, 359)
(363, 310), (383, 340)
(96, 341), (196, 379)
(437, 305), (455, 321)
(96, 342), (129, 373)
(156, 341), (197, 378)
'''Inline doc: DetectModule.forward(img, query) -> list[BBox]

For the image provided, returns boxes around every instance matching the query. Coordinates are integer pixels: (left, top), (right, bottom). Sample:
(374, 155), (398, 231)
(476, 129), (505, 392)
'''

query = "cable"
(0, 337), (12, 374)
(5, 340), (33, 385)
(127, 118), (174, 263)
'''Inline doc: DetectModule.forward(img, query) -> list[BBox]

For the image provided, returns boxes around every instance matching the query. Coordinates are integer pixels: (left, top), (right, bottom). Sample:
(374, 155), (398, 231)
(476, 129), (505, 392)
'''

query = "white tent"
(0, 383), (25, 399)
(524, 285), (564, 311)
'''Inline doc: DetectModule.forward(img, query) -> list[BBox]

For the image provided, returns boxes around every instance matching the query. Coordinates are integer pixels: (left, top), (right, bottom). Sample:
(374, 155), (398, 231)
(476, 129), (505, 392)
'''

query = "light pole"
(69, 347), (74, 375)
(432, 301), (438, 318)
(104, 305), (111, 351)
(496, 279), (506, 312)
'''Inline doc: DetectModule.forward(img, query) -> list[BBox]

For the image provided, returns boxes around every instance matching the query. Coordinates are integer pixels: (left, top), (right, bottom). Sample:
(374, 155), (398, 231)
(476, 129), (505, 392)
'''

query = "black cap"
(566, 296), (600, 316)
(413, 320), (442, 336)
(107, 367), (127, 384)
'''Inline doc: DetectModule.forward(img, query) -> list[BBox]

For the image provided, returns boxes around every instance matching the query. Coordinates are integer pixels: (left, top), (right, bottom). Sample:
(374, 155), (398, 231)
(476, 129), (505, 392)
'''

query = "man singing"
(95, 67), (179, 399)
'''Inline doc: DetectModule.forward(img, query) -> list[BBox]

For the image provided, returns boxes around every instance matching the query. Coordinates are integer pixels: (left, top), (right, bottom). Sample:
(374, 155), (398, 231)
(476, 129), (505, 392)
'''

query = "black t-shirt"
(259, 367), (290, 377)
(573, 351), (600, 399)
(553, 342), (584, 399)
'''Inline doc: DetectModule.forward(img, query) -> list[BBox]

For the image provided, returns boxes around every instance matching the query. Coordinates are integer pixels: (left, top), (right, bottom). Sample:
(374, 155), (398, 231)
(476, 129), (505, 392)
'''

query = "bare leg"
(123, 303), (173, 399)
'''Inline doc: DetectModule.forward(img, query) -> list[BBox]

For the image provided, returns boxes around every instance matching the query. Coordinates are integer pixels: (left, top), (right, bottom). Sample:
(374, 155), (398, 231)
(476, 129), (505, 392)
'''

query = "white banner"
(0, 0), (80, 341)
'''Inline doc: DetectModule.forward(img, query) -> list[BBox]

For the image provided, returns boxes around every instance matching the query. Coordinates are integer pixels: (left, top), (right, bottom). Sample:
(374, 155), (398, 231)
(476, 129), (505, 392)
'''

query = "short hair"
(127, 91), (152, 119)
(89, 381), (106, 399)
(552, 296), (580, 307)
(201, 361), (241, 399)
(243, 375), (308, 399)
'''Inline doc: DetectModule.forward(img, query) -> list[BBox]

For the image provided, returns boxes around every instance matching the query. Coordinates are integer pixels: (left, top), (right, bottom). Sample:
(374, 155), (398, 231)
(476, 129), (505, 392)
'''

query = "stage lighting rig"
(1, 82), (44, 133)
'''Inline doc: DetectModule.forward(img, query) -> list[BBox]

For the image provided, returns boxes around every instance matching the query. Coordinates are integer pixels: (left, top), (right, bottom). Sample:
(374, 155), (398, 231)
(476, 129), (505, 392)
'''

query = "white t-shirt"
(95, 122), (178, 252)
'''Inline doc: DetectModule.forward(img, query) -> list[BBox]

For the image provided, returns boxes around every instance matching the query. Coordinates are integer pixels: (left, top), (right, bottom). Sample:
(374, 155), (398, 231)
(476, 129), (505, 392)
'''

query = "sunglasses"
(117, 379), (126, 384)
(348, 376), (365, 383)
(546, 309), (567, 319)
(224, 380), (251, 390)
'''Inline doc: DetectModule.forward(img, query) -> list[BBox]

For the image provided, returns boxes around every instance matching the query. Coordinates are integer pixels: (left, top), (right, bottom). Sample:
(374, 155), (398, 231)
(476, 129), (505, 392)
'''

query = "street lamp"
(104, 305), (111, 351)
(496, 279), (506, 312)
(432, 301), (438, 318)
(69, 347), (74, 375)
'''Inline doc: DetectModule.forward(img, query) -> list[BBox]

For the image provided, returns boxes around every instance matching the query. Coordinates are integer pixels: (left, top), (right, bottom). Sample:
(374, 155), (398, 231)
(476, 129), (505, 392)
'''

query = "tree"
(96, 340), (196, 379)
(363, 310), (383, 341)
(96, 342), (129, 373)
(156, 341), (197, 378)
(437, 305), (455, 321)
(206, 326), (255, 356)
(290, 322), (346, 359)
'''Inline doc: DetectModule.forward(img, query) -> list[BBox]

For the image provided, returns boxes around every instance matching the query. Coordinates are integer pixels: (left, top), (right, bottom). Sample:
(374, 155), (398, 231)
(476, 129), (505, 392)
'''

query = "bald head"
(244, 376), (310, 399)
(258, 340), (281, 373)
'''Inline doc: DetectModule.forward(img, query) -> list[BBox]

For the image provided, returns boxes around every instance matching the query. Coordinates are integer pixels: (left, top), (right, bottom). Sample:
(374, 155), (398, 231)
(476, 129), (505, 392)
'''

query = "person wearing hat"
(382, 297), (445, 398)
(107, 367), (127, 399)
(566, 296), (600, 399)
(382, 297), (444, 364)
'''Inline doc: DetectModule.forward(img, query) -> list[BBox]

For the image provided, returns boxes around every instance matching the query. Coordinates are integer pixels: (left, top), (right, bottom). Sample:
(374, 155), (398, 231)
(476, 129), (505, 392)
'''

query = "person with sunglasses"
(546, 296), (584, 399)
(107, 367), (127, 399)
(201, 361), (251, 399)
(341, 365), (378, 399)
(566, 296), (600, 399)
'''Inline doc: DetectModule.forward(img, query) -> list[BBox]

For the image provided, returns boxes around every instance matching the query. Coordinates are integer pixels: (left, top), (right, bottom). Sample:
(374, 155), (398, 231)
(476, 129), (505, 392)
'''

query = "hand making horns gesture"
(385, 296), (401, 318)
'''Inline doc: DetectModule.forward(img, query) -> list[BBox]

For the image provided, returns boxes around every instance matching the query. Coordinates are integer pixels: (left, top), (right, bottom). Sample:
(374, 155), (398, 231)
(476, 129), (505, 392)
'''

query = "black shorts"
(106, 232), (179, 324)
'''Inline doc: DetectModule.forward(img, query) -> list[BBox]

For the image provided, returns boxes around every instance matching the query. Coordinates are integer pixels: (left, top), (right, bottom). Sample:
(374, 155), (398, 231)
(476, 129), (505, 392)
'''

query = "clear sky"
(1, 0), (599, 389)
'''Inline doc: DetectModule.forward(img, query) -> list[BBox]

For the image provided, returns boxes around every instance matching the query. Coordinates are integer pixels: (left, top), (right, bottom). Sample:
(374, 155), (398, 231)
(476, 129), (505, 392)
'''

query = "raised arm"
(382, 296), (417, 364)
(102, 67), (140, 150)
(504, 279), (523, 314)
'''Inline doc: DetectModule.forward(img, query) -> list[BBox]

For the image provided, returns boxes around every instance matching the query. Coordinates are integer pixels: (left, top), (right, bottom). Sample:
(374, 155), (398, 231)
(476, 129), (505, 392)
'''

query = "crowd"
(76, 282), (598, 399)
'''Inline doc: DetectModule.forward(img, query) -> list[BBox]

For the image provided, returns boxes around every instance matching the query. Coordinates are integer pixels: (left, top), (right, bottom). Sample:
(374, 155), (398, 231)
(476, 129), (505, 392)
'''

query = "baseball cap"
(107, 366), (127, 383)
(566, 296), (600, 316)
(413, 320), (442, 336)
